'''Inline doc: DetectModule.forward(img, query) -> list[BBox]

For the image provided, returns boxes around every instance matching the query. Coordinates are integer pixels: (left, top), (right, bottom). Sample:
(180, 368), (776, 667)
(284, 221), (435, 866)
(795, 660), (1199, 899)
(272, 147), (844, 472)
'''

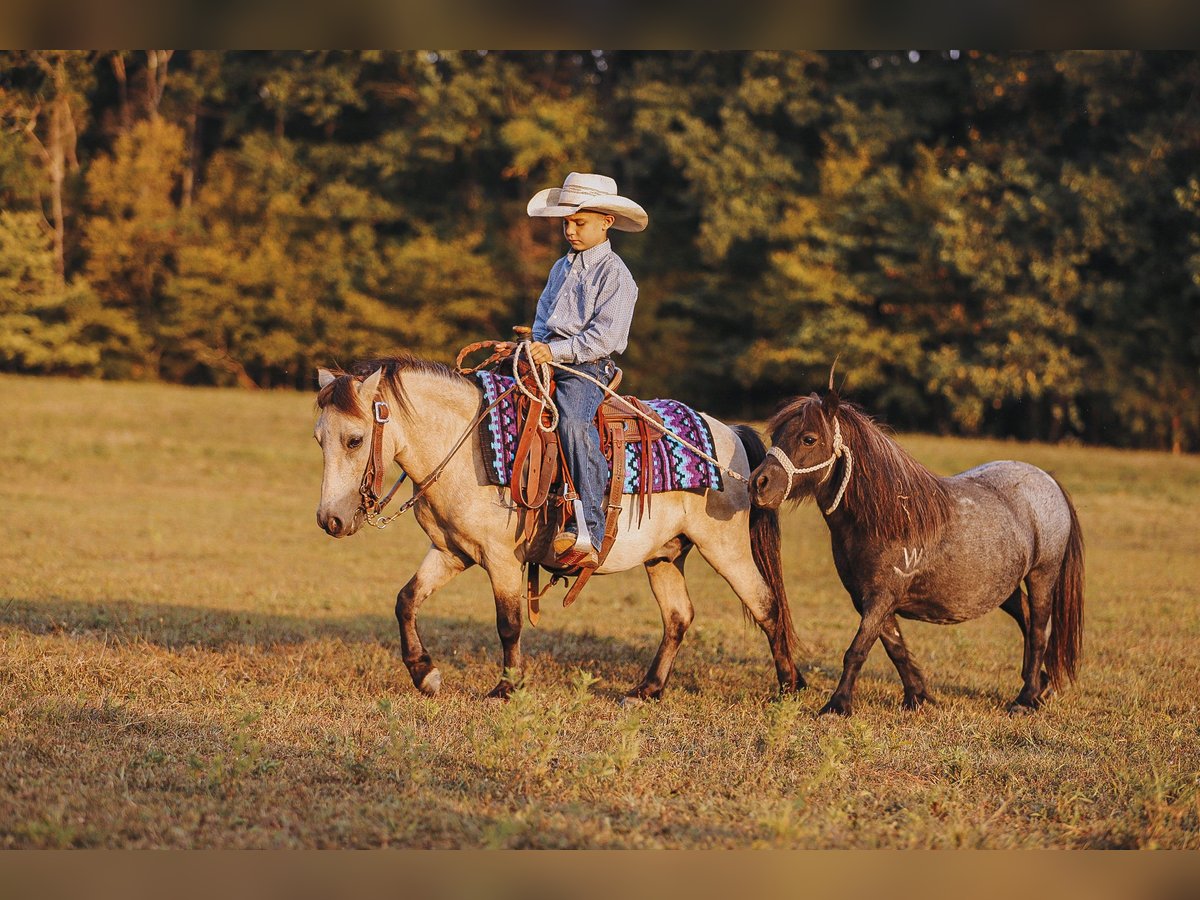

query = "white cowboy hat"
(527, 172), (648, 232)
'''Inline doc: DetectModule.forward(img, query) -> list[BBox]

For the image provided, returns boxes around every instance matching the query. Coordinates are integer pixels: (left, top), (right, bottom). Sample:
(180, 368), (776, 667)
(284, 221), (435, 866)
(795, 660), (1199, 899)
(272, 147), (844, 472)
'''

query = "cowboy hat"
(527, 172), (648, 232)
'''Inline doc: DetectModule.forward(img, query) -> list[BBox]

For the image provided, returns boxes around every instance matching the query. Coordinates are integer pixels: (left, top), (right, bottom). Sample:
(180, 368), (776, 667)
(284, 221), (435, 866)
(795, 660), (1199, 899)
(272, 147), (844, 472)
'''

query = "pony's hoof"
(1006, 698), (1041, 715)
(622, 684), (662, 706)
(485, 682), (515, 701)
(417, 668), (442, 696)
(902, 693), (936, 711)
(818, 699), (852, 717)
(776, 674), (807, 697)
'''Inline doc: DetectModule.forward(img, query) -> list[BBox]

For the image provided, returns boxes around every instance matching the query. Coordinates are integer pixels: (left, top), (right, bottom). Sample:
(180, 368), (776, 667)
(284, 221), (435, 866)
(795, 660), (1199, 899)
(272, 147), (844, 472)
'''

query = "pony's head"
(313, 365), (386, 538)
(751, 390), (843, 510)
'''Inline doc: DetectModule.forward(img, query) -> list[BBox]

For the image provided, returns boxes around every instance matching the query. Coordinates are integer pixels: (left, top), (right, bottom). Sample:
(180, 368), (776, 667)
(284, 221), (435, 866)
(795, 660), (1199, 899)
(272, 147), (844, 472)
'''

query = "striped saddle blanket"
(474, 371), (723, 494)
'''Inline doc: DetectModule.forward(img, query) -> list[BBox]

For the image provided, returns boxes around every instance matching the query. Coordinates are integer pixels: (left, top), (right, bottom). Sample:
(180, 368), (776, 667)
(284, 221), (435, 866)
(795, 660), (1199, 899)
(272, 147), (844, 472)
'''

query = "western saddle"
(507, 357), (665, 624)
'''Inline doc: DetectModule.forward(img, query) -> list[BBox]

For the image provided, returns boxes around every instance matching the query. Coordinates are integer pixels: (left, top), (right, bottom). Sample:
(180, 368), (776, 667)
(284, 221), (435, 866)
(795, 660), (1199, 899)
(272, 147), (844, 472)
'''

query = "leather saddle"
(508, 362), (665, 623)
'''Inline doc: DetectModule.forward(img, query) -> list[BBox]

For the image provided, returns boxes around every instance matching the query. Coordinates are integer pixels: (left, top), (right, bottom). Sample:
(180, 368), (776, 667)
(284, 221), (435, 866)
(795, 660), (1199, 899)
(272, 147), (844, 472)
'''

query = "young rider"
(499, 172), (647, 567)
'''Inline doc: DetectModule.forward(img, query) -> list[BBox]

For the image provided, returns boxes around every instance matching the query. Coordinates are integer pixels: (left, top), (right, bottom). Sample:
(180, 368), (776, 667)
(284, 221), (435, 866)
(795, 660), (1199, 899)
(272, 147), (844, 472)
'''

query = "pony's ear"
(822, 388), (841, 418)
(356, 367), (384, 402)
(317, 368), (337, 389)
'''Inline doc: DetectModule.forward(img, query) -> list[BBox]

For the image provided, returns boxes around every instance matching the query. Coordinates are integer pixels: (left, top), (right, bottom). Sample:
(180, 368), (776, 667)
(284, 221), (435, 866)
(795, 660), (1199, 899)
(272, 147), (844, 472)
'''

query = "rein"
(353, 335), (752, 531)
(766, 416), (854, 514)
(357, 378), (518, 529)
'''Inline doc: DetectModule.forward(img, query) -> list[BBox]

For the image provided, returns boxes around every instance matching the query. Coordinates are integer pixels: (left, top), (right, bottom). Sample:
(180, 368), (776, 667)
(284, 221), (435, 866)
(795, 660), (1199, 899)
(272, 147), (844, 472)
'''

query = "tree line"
(1, 51), (1197, 451)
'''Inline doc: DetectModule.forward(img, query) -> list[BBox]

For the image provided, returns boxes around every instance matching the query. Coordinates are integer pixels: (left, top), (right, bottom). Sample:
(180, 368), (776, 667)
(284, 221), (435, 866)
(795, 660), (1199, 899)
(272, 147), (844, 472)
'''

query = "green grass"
(1, 373), (1198, 848)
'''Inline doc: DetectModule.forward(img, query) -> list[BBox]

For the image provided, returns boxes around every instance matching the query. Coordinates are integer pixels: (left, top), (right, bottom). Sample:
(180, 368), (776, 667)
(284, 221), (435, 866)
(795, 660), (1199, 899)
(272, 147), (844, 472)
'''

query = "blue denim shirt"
(532, 240), (638, 364)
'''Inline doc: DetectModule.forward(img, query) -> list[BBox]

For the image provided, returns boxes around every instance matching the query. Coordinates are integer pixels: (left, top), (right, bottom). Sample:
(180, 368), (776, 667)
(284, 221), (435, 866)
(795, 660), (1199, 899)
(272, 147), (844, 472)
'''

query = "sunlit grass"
(1, 374), (1197, 847)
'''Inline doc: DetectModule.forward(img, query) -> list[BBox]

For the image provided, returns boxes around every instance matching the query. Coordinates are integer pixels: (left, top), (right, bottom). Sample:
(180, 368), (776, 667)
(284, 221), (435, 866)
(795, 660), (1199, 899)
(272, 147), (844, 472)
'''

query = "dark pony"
(753, 390), (1084, 716)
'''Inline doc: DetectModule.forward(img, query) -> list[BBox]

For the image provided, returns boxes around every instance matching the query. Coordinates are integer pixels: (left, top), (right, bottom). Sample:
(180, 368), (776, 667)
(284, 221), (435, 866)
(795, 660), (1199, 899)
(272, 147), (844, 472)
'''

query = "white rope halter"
(765, 416), (854, 514)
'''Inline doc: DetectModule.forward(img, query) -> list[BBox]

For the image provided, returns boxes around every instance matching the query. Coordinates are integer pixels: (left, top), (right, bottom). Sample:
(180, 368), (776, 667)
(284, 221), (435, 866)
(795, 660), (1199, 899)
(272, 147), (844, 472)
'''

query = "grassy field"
(1, 373), (1198, 848)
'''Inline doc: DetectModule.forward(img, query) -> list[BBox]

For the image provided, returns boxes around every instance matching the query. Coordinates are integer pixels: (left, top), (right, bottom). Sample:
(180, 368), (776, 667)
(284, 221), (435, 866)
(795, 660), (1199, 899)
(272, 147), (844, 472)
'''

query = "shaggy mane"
(770, 395), (955, 546)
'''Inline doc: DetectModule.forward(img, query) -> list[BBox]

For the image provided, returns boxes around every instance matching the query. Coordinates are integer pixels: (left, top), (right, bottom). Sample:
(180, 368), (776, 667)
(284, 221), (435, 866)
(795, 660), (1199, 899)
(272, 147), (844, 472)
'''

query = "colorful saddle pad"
(474, 371), (723, 494)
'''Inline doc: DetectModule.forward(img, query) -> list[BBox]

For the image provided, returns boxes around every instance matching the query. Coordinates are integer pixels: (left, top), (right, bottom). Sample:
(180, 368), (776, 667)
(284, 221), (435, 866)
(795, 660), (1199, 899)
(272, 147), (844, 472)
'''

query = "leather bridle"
(355, 381), (517, 529)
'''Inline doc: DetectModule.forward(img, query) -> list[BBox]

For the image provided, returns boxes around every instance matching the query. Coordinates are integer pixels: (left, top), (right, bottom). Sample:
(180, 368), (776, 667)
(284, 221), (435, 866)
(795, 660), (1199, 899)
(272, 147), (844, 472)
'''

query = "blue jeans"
(554, 358), (616, 547)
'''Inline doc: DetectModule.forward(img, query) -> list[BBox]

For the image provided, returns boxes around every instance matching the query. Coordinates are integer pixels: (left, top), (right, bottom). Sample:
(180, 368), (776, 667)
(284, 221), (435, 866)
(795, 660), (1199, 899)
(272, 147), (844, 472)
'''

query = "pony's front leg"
(396, 546), (471, 696)
(820, 598), (892, 716)
(484, 559), (526, 700)
(877, 613), (935, 710)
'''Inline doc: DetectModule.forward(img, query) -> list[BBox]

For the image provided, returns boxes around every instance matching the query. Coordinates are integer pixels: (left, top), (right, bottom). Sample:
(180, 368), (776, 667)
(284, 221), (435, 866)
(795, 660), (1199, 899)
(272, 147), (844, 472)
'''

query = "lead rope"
(509, 341), (748, 484)
(510, 341), (560, 432)
(765, 417), (853, 514)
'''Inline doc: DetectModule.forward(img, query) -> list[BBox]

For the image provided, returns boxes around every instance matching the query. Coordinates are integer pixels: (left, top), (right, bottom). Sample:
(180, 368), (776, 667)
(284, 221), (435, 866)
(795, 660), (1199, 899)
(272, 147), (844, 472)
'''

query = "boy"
(501, 172), (648, 567)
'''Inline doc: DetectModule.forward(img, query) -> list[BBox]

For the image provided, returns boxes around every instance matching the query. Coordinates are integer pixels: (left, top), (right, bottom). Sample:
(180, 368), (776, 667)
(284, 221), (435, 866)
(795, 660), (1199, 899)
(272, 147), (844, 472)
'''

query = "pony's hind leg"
(878, 614), (935, 710)
(694, 536), (803, 697)
(1000, 589), (1052, 710)
(1007, 575), (1054, 712)
(628, 538), (695, 703)
(396, 546), (472, 696)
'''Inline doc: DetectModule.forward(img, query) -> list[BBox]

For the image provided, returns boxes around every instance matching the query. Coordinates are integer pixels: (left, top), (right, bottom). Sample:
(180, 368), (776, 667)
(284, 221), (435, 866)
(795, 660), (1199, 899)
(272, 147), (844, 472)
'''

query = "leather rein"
(357, 355), (517, 529)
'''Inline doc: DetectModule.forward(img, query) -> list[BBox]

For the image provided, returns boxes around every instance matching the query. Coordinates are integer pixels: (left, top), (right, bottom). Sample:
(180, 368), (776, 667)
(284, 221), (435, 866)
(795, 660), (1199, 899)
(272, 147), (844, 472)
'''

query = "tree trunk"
(182, 110), (198, 208)
(145, 50), (173, 119)
(111, 52), (131, 132)
(48, 98), (66, 287)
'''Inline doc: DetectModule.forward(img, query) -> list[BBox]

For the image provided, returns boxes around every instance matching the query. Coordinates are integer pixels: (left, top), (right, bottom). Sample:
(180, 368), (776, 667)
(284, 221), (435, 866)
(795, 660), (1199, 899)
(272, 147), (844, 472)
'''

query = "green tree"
(0, 51), (95, 285)
(83, 117), (188, 378)
(0, 210), (131, 373)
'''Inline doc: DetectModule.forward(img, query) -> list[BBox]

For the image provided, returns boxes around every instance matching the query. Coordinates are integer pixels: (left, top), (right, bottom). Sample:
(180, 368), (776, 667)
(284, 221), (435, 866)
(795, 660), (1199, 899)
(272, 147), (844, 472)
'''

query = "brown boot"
(553, 531), (598, 569)
(552, 530), (580, 557)
(559, 546), (599, 569)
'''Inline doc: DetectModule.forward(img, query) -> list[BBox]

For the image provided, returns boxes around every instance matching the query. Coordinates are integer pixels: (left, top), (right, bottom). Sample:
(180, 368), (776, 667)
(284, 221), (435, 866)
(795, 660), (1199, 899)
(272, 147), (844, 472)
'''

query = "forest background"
(2, 50), (1197, 452)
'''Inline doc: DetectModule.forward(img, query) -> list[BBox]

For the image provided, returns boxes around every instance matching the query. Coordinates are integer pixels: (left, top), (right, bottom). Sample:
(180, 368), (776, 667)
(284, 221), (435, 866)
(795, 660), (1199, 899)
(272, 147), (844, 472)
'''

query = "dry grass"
(1, 374), (1198, 848)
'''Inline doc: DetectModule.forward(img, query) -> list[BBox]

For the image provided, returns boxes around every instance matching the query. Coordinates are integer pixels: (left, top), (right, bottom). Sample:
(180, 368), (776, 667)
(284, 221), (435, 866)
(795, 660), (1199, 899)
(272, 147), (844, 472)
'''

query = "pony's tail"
(1046, 479), (1085, 690)
(732, 425), (798, 661)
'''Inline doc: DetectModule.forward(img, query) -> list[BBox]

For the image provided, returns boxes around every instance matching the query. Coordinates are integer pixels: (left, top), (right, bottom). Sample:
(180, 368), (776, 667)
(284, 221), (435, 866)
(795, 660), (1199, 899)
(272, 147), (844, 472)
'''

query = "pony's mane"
(771, 395), (955, 546)
(316, 354), (471, 417)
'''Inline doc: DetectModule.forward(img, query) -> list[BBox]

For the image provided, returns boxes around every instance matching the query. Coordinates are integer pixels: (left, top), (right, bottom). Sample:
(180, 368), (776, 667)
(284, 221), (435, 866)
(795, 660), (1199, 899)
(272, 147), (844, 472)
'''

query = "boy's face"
(562, 211), (614, 252)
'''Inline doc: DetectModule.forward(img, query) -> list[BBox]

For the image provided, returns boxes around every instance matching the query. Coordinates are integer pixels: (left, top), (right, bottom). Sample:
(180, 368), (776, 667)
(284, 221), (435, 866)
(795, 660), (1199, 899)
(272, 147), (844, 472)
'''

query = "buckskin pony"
(314, 355), (801, 701)
(751, 388), (1084, 716)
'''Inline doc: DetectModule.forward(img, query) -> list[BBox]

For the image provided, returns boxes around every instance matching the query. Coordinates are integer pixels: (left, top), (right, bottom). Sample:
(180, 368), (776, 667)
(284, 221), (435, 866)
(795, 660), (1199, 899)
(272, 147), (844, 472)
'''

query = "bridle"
(357, 395), (410, 528)
(765, 416), (854, 515)
(354, 378), (517, 529)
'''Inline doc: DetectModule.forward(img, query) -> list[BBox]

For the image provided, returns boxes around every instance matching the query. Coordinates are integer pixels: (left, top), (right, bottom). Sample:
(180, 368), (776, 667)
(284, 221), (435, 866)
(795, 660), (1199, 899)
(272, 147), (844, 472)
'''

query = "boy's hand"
(495, 340), (552, 364)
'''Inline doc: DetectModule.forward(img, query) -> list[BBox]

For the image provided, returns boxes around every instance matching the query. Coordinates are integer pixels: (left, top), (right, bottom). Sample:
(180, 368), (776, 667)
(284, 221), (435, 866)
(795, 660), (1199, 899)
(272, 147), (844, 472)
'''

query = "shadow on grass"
(5, 694), (748, 849)
(0, 595), (660, 669)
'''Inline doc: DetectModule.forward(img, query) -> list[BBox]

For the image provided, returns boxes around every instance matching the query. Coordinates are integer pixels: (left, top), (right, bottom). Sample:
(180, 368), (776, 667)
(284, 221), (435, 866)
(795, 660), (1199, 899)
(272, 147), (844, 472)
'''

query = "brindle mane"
(316, 354), (471, 416)
(773, 395), (955, 546)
